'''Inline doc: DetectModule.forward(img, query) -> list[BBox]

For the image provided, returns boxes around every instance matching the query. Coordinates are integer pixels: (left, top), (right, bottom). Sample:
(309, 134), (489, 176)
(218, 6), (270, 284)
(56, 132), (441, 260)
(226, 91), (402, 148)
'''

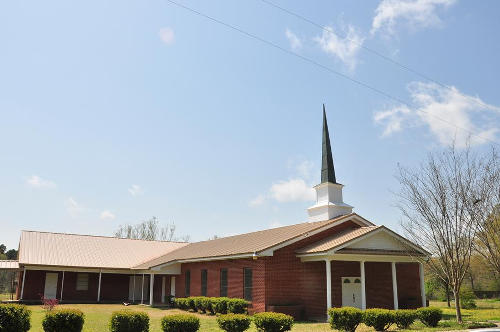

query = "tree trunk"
(453, 289), (463, 324)
(445, 281), (451, 307)
(469, 273), (475, 291)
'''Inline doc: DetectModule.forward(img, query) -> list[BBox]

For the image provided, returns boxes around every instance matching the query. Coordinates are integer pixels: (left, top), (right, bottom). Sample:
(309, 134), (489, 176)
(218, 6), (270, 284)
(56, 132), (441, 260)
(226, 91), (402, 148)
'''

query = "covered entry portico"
(296, 225), (429, 313)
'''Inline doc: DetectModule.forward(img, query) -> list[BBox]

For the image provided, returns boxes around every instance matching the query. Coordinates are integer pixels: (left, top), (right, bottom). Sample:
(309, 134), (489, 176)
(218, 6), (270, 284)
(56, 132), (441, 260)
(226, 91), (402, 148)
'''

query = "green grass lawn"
(0, 293), (15, 301)
(22, 300), (499, 332)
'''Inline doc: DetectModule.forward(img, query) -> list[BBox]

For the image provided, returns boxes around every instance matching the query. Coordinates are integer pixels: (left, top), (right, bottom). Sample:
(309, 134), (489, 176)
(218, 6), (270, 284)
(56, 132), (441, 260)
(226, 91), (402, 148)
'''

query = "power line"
(164, 0), (500, 147)
(259, 0), (497, 113)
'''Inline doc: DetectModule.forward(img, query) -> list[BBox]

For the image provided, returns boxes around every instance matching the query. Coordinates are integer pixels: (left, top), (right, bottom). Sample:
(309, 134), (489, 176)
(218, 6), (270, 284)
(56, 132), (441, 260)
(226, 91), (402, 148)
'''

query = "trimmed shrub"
(201, 297), (214, 314)
(253, 312), (294, 332)
(192, 297), (205, 313)
(161, 314), (200, 332)
(42, 309), (84, 332)
(109, 310), (149, 332)
(212, 297), (229, 314)
(327, 307), (362, 332)
(174, 298), (189, 310)
(217, 313), (251, 332)
(362, 309), (395, 331)
(394, 309), (417, 329)
(0, 304), (31, 332)
(417, 307), (442, 327)
(227, 298), (249, 314)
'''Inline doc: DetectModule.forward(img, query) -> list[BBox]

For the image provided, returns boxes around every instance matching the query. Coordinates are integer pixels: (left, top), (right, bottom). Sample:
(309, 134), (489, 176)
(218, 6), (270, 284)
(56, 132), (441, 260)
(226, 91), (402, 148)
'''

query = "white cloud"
(65, 197), (84, 218)
(374, 82), (500, 147)
(159, 27), (175, 45)
(26, 175), (56, 189)
(371, 0), (456, 36)
(314, 24), (364, 71)
(295, 160), (314, 180)
(270, 178), (315, 203)
(249, 194), (266, 207)
(285, 29), (302, 51)
(128, 184), (144, 196)
(100, 210), (116, 220)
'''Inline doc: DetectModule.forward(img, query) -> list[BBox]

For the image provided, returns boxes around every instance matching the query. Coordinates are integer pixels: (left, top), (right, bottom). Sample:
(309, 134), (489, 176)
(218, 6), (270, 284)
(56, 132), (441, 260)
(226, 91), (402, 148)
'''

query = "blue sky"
(1, 0), (499, 249)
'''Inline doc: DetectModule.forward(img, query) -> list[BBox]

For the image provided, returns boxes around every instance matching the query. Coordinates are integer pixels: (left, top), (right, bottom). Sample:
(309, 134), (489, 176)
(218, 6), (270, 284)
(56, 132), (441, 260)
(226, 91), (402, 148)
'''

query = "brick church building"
(1, 107), (429, 320)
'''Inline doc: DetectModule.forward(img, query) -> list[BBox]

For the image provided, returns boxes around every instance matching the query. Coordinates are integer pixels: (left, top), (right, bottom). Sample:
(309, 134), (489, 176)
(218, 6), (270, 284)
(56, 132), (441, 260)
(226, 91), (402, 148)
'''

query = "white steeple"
(307, 106), (353, 222)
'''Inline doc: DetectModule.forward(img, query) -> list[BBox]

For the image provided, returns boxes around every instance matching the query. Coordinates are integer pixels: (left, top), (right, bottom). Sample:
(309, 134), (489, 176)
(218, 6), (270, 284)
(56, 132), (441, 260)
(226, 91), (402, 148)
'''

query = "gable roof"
(296, 225), (429, 256)
(18, 230), (188, 269)
(0, 260), (20, 270)
(296, 226), (381, 254)
(134, 213), (368, 269)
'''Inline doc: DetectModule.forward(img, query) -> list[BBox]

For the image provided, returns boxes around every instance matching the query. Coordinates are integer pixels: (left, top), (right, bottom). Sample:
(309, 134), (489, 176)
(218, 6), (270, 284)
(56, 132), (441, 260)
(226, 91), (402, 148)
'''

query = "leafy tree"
(0, 244), (6, 255)
(6, 249), (18, 260)
(475, 206), (500, 277)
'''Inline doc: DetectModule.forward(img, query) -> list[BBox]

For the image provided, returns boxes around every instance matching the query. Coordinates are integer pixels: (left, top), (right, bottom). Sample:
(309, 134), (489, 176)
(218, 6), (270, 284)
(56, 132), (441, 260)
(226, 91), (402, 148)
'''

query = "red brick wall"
(175, 258), (266, 313)
(365, 262), (393, 309)
(396, 263), (422, 308)
(100, 273), (129, 302)
(265, 221), (361, 319)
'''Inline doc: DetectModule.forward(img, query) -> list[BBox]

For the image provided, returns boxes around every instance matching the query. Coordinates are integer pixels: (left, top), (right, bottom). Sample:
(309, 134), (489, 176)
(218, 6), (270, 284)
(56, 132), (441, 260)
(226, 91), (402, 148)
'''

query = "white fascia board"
(299, 253), (422, 263)
(149, 253), (255, 270)
(22, 265), (161, 275)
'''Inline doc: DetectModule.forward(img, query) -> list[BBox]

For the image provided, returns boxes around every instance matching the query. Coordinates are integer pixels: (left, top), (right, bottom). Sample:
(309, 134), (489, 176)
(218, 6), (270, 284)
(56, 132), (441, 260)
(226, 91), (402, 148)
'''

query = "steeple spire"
(307, 104), (353, 221)
(321, 105), (337, 184)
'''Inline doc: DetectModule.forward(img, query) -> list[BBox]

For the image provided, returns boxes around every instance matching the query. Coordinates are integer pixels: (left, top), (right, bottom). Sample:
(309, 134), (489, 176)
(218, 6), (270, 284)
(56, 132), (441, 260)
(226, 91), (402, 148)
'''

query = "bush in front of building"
(174, 298), (189, 310)
(362, 308), (395, 331)
(327, 307), (363, 332)
(161, 314), (200, 332)
(42, 309), (85, 332)
(394, 309), (417, 329)
(0, 304), (31, 332)
(211, 297), (229, 314)
(217, 313), (251, 332)
(192, 297), (205, 313)
(109, 310), (149, 332)
(416, 307), (442, 327)
(253, 312), (294, 332)
(227, 298), (249, 314)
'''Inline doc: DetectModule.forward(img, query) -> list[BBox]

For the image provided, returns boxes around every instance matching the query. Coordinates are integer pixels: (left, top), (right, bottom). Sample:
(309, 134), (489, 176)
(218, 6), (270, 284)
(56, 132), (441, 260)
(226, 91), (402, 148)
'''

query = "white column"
(132, 274), (136, 302)
(149, 274), (154, 306)
(419, 263), (426, 307)
(161, 276), (166, 303)
(360, 261), (366, 310)
(20, 268), (27, 300)
(170, 276), (176, 296)
(97, 270), (102, 302)
(141, 274), (144, 304)
(60, 271), (65, 302)
(391, 262), (398, 310)
(325, 259), (332, 310)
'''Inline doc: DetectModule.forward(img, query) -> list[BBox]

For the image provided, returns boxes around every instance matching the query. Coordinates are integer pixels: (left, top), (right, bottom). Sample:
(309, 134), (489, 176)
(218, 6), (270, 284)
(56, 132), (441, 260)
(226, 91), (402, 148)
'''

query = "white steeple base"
(307, 182), (353, 222)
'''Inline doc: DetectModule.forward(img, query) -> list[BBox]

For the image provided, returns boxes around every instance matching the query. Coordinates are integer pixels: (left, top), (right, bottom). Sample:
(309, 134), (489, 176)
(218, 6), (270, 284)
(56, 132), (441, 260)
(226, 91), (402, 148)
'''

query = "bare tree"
(114, 217), (190, 242)
(475, 205), (500, 276)
(396, 143), (498, 323)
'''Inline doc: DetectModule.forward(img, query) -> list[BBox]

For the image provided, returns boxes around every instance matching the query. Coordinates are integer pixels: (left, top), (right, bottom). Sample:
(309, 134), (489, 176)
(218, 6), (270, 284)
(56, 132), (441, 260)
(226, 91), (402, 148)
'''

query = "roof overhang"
(0, 260), (20, 270)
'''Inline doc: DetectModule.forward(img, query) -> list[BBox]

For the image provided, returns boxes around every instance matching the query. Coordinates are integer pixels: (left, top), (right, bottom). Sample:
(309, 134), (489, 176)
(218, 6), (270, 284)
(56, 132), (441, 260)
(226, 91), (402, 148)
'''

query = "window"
(243, 268), (252, 301)
(185, 270), (191, 297)
(354, 278), (361, 283)
(343, 279), (351, 284)
(76, 273), (89, 291)
(220, 268), (228, 297)
(201, 269), (208, 296)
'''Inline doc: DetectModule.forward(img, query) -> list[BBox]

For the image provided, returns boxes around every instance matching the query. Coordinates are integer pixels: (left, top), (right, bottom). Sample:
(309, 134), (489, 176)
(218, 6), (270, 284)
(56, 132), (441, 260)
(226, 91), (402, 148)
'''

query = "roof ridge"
(20, 230), (189, 244)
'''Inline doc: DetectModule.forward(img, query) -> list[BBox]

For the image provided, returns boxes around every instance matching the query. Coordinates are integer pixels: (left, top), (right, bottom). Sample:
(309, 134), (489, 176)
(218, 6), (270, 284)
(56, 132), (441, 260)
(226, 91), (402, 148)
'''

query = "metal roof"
(296, 226), (381, 254)
(134, 213), (359, 269)
(0, 260), (20, 270)
(18, 231), (189, 269)
(321, 105), (337, 184)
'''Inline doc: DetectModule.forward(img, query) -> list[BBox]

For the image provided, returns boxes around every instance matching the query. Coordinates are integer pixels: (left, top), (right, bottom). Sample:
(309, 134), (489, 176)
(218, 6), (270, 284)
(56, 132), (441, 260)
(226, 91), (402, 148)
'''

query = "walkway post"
(170, 276), (176, 297)
(97, 270), (102, 302)
(20, 268), (26, 300)
(391, 262), (398, 310)
(419, 263), (426, 307)
(149, 274), (154, 306)
(132, 274), (136, 303)
(60, 271), (65, 302)
(325, 259), (332, 310)
(141, 274), (144, 304)
(360, 261), (366, 310)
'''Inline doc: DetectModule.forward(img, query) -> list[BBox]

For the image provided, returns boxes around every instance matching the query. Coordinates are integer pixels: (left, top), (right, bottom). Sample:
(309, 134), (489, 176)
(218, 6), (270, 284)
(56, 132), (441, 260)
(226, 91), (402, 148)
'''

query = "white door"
(341, 277), (362, 309)
(44, 273), (58, 299)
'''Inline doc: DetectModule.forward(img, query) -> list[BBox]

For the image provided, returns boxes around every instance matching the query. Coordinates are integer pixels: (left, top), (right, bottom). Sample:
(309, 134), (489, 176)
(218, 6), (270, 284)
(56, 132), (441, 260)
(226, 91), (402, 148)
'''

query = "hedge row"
(174, 297), (249, 314)
(328, 307), (443, 331)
